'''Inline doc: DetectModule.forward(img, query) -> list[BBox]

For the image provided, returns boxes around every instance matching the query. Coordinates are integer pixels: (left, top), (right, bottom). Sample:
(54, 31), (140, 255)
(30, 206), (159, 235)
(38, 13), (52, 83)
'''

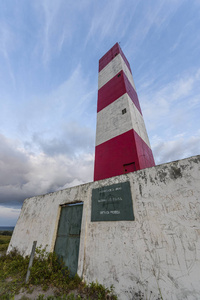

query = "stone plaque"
(91, 181), (134, 221)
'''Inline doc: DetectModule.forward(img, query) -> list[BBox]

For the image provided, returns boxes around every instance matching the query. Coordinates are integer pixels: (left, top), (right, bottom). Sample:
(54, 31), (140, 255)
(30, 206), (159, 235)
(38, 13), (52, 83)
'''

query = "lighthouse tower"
(94, 43), (155, 181)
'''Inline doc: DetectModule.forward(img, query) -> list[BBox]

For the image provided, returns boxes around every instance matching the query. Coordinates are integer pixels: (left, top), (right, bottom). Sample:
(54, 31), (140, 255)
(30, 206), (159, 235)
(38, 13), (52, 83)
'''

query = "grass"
(0, 234), (12, 251)
(0, 246), (118, 300)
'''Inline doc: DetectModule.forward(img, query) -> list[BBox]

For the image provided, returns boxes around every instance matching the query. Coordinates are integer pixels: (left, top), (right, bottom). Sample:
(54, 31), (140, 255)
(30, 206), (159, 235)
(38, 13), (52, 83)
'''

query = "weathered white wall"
(8, 155), (200, 300)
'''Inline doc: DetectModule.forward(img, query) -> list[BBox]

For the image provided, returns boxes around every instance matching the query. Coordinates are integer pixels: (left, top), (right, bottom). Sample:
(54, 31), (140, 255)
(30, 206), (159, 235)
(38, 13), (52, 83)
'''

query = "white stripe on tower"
(98, 54), (136, 91)
(127, 96), (151, 148)
(95, 93), (151, 148)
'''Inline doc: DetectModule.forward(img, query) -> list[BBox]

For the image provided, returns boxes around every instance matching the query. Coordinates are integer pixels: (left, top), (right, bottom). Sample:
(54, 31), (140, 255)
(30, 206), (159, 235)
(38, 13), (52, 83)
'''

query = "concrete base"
(8, 155), (200, 300)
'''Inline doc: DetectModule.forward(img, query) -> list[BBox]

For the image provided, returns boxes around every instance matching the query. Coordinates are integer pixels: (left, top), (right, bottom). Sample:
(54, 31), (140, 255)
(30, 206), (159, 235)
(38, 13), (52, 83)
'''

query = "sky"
(0, 0), (200, 226)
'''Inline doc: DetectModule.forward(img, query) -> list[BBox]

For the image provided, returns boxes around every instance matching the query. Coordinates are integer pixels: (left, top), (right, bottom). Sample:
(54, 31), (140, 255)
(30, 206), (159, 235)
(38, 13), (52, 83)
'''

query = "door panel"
(54, 203), (83, 277)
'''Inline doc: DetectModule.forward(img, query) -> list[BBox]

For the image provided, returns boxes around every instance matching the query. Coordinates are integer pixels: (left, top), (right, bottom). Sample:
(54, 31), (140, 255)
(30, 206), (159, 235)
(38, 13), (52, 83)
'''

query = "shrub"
(0, 247), (118, 299)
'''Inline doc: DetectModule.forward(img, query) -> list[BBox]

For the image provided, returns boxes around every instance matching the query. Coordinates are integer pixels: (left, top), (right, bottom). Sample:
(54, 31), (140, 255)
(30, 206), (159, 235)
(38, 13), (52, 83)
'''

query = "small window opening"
(123, 162), (136, 174)
(117, 73), (121, 77)
(122, 108), (127, 115)
(115, 53), (118, 57)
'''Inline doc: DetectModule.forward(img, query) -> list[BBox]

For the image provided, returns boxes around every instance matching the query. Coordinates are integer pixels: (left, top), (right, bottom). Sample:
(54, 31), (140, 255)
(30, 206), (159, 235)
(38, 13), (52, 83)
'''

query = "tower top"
(99, 43), (131, 73)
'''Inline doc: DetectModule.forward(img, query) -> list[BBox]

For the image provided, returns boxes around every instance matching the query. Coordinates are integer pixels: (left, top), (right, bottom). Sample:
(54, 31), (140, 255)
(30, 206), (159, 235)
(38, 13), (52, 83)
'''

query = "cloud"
(152, 135), (200, 165)
(0, 206), (21, 226)
(41, 0), (65, 64)
(0, 22), (16, 87)
(0, 134), (30, 186)
(138, 68), (200, 165)
(139, 68), (200, 131)
(0, 32), (97, 210)
(0, 132), (94, 206)
(38, 0), (91, 64)
(0, 21), (15, 57)
(31, 122), (94, 157)
(84, 0), (130, 47)
(124, 0), (183, 58)
(8, 64), (97, 144)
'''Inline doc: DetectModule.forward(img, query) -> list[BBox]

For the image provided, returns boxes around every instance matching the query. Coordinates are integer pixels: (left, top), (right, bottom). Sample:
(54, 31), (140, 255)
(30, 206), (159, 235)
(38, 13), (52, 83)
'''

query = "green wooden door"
(54, 203), (83, 277)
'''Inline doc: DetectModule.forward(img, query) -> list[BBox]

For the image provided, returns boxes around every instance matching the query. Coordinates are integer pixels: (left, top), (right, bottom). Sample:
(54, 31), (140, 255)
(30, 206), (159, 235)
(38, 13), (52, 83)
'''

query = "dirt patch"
(14, 285), (58, 300)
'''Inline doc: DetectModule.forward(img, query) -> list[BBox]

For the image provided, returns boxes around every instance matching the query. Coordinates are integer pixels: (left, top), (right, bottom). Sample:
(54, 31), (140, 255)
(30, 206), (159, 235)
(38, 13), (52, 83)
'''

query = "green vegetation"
(0, 246), (117, 300)
(0, 230), (13, 236)
(0, 234), (11, 251)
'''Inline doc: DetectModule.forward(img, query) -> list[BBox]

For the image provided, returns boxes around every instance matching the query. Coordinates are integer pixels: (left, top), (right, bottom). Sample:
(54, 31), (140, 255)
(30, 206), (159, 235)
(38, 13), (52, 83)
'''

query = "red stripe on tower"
(97, 70), (142, 114)
(94, 43), (155, 181)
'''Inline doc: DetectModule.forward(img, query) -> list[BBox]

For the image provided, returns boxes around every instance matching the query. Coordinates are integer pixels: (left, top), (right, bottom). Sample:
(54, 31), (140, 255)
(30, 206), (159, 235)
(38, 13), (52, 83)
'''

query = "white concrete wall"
(8, 155), (200, 300)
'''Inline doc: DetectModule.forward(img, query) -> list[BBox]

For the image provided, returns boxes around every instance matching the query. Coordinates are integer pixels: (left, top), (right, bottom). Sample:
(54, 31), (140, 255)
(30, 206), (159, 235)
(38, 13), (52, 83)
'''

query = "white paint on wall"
(98, 54), (136, 91)
(8, 155), (200, 300)
(95, 93), (151, 148)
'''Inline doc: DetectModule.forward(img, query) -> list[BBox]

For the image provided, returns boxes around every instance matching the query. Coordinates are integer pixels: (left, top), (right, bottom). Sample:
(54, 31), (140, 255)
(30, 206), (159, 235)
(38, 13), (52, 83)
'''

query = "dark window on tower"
(117, 73), (121, 77)
(122, 108), (127, 115)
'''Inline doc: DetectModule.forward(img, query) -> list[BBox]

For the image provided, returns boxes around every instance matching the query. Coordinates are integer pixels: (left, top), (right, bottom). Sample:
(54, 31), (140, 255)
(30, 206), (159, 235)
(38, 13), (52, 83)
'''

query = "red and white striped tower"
(94, 43), (155, 181)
